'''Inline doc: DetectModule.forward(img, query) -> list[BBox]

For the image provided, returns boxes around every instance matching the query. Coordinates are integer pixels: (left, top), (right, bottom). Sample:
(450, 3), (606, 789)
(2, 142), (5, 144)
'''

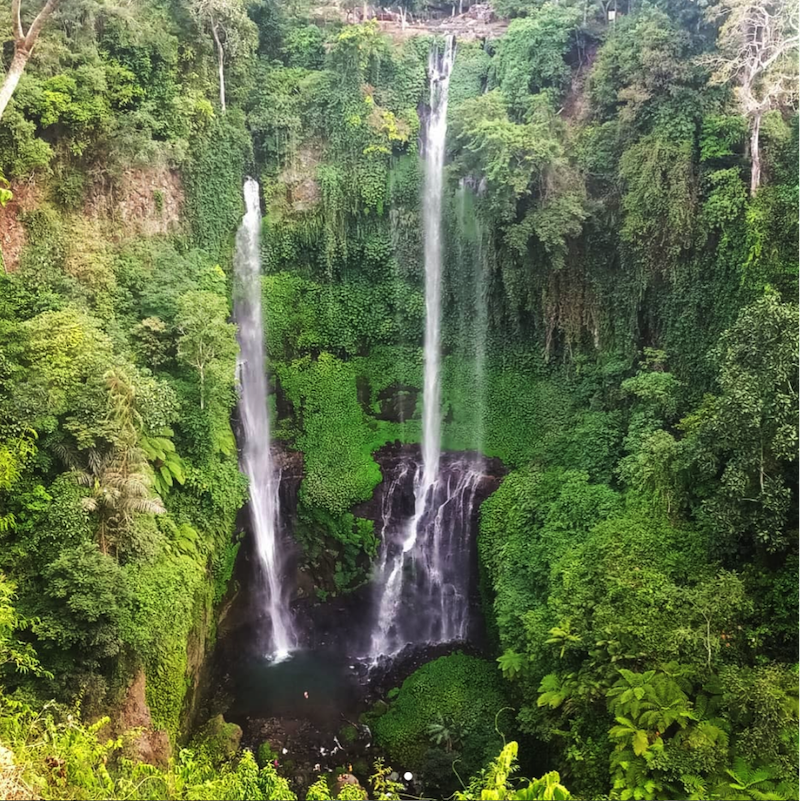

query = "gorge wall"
(1, 3), (797, 799)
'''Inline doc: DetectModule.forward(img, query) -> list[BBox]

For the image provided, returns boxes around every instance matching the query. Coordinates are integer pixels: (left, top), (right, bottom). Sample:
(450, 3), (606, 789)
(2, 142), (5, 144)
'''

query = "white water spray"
(413, 33), (455, 544)
(370, 37), (457, 659)
(234, 178), (295, 661)
(457, 179), (490, 457)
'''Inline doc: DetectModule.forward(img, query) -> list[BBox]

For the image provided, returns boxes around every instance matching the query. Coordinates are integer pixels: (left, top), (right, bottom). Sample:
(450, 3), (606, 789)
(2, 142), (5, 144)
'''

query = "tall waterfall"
(370, 37), (457, 659)
(234, 178), (295, 660)
(418, 34), (455, 506)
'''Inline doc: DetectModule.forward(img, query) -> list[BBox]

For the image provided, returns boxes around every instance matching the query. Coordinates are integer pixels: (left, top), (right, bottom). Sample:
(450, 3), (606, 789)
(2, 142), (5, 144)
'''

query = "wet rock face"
(374, 385), (419, 423)
(274, 447), (305, 531)
(354, 443), (506, 656)
(222, 442), (504, 656)
(113, 670), (171, 767)
(195, 443), (507, 794)
(354, 442), (504, 523)
(195, 714), (243, 765)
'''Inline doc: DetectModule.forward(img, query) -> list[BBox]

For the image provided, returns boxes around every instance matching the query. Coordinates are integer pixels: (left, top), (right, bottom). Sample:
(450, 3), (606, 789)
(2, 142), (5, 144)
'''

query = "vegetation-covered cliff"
(1, 0), (797, 799)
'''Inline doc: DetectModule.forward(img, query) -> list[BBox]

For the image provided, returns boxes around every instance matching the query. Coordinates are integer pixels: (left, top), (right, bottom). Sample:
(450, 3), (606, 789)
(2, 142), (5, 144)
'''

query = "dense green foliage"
(0, 0), (248, 745)
(1, 591), (563, 801)
(1, 1), (797, 800)
(370, 653), (512, 794)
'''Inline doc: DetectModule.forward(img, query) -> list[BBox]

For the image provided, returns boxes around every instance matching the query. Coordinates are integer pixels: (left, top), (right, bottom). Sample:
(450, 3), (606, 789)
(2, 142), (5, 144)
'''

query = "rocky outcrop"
(115, 670), (172, 767)
(2, 165), (184, 272)
(84, 166), (185, 239)
(0, 744), (29, 801)
(193, 714), (243, 765)
(277, 144), (323, 213)
(353, 442), (504, 524)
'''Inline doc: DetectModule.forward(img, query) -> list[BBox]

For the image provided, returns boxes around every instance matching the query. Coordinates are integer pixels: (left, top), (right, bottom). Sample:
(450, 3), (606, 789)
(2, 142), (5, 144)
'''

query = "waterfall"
(233, 178), (295, 661)
(370, 37), (457, 660)
(473, 223), (489, 457)
(417, 33), (455, 523)
(456, 178), (489, 457)
(369, 454), (481, 657)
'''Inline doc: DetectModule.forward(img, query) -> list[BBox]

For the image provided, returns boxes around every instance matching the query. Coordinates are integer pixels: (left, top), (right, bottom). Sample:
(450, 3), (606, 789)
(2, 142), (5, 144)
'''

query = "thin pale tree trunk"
(0, 0), (62, 122)
(750, 111), (762, 197)
(211, 21), (226, 112)
(0, 50), (29, 120)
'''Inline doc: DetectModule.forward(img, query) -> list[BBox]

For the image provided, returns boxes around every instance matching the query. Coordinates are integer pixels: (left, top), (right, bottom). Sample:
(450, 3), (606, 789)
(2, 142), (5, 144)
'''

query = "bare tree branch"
(23, 0), (62, 52)
(703, 0), (799, 194)
(1, 0), (64, 120)
(11, 0), (24, 40)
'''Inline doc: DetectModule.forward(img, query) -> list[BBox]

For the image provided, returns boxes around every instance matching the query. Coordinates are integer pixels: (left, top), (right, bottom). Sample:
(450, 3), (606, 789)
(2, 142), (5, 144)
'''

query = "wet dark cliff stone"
(209, 440), (505, 659)
(222, 445), (305, 639)
(376, 384), (420, 422)
(354, 443), (506, 655)
(352, 442), (505, 524)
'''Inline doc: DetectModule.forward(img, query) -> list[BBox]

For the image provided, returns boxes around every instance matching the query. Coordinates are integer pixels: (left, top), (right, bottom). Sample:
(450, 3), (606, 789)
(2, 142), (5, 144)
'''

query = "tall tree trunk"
(750, 112), (762, 197)
(0, 49), (29, 121)
(211, 21), (226, 112)
(1, 0), (63, 123)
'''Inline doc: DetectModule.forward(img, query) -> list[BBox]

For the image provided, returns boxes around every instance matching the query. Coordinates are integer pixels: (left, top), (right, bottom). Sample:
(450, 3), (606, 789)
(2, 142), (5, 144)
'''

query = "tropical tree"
(427, 713), (462, 752)
(455, 741), (571, 800)
(679, 293), (798, 551)
(705, 0), (799, 194)
(66, 447), (164, 555)
(0, 574), (45, 676)
(189, 0), (257, 111)
(58, 370), (165, 555)
(0, 0), (64, 121)
(175, 291), (238, 410)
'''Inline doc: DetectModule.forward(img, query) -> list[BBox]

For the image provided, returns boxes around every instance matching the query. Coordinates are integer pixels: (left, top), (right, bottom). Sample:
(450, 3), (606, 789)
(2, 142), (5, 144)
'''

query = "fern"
(141, 429), (186, 496)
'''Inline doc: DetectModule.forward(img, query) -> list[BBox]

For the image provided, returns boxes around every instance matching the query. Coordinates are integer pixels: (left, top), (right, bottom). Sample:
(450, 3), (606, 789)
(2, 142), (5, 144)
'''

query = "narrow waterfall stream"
(370, 36), (458, 659)
(456, 178), (490, 458)
(233, 178), (296, 660)
(418, 34), (455, 514)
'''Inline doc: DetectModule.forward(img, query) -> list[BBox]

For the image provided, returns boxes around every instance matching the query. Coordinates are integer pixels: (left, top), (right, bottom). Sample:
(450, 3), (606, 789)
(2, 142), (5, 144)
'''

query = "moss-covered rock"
(370, 653), (511, 777)
(192, 714), (242, 766)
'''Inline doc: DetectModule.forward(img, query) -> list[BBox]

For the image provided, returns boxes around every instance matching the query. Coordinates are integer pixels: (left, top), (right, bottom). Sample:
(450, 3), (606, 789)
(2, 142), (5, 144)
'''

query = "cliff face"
(0, 180), (39, 271)
(82, 166), (186, 238)
(1, 167), (185, 272)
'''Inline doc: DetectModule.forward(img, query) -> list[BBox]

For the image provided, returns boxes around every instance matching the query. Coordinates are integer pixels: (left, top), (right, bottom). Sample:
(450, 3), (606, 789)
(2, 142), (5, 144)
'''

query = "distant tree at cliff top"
(0, 0), (65, 121)
(704, 0), (799, 195)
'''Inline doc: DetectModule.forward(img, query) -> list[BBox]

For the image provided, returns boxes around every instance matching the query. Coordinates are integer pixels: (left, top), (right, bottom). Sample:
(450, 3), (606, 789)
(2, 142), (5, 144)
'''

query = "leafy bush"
(371, 653), (511, 781)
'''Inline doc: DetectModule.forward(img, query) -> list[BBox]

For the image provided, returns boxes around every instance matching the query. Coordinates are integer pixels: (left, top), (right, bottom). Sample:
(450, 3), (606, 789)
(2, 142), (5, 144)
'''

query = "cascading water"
(418, 34), (455, 508)
(234, 178), (295, 661)
(369, 453), (482, 656)
(370, 36), (458, 659)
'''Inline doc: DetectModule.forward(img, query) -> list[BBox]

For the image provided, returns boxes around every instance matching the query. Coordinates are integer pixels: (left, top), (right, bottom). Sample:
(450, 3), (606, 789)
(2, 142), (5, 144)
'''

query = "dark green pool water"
(226, 649), (364, 730)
